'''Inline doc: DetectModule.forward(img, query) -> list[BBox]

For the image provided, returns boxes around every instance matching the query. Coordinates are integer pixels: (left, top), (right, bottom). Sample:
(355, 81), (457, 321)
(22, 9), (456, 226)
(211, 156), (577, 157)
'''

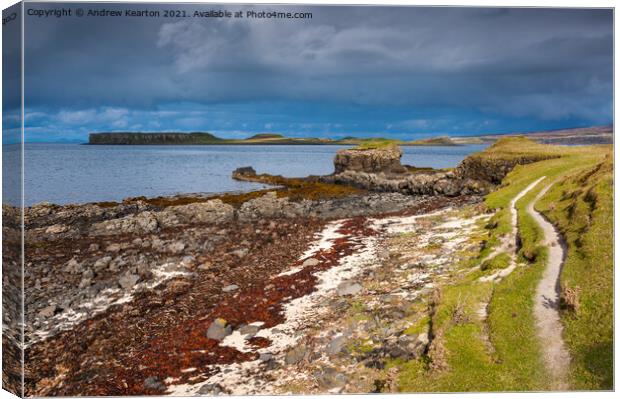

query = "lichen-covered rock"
(238, 192), (310, 220)
(334, 145), (407, 174)
(90, 211), (159, 235)
(164, 199), (234, 225)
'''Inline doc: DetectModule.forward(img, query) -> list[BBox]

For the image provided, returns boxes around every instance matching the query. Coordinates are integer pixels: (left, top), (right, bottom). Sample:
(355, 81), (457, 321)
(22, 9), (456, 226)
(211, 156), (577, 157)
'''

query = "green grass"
(395, 138), (612, 392)
(353, 139), (401, 150)
(536, 155), (613, 389)
(480, 253), (510, 271)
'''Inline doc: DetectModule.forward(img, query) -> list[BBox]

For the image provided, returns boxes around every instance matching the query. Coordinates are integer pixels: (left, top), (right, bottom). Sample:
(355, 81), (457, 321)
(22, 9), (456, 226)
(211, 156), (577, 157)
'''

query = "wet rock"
(337, 281), (362, 296)
(207, 318), (232, 341)
(118, 273), (140, 290)
(285, 344), (307, 365)
(144, 376), (165, 391)
(222, 284), (239, 293)
(232, 166), (256, 180)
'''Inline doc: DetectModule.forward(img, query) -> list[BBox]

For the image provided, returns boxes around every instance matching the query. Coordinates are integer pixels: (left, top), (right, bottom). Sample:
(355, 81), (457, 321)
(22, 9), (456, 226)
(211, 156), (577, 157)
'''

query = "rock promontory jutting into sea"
(234, 141), (558, 197)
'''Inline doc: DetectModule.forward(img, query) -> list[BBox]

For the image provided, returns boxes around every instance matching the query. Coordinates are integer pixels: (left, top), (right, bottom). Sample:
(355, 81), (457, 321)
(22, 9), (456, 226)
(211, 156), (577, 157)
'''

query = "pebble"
(337, 281), (362, 296)
(302, 258), (320, 267)
(222, 284), (239, 293)
(118, 273), (140, 290)
(143, 376), (165, 390)
(207, 318), (232, 341)
(93, 256), (112, 272)
(197, 383), (223, 395)
(285, 344), (307, 365)
(106, 243), (121, 253)
(231, 248), (249, 258)
(238, 324), (260, 336)
(38, 304), (57, 318)
(327, 335), (346, 355)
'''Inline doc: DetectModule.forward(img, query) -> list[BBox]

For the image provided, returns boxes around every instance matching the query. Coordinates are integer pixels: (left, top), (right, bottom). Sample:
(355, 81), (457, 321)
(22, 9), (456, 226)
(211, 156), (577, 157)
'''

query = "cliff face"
(333, 145), (407, 174)
(89, 132), (220, 145)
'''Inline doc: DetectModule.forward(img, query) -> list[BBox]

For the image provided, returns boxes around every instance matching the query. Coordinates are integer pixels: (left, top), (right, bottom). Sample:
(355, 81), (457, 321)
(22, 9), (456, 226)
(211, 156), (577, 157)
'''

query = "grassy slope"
(536, 151), (614, 389)
(397, 138), (612, 392)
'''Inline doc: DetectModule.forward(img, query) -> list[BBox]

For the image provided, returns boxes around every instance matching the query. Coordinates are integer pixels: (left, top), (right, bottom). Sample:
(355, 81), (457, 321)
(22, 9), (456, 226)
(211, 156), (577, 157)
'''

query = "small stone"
(45, 224), (68, 234)
(89, 243), (100, 251)
(302, 258), (320, 267)
(118, 273), (140, 290)
(316, 367), (347, 390)
(167, 241), (185, 254)
(207, 318), (232, 341)
(93, 256), (112, 272)
(337, 281), (362, 296)
(238, 324), (260, 336)
(231, 248), (249, 258)
(416, 332), (429, 346)
(82, 268), (94, 280)
(38, 304), (57, 318)
(198, 261), (213, 271)
(106, 243), (121, 253)
(181, 256), (195, 267)
(327, 335), (346, 355)
(197, 383), (223, 395)
(144, 376), (165, 391)
(222, 284), (239, 293)
(64, 258), (81, 274)
(285, 344), (307, 365)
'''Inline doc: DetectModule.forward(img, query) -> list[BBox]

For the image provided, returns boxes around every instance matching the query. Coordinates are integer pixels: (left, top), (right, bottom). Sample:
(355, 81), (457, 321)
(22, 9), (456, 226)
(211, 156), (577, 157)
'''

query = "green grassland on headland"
(396, 138), (613, 392)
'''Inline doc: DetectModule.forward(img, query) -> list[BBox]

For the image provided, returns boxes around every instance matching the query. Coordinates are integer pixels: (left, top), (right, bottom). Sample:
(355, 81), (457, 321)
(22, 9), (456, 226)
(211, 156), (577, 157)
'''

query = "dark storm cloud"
(21, 4), (612, 140)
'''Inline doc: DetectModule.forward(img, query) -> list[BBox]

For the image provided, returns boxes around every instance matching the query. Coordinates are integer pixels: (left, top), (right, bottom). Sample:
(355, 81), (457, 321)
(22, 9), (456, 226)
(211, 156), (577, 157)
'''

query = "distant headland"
(88, 125), (612, 146)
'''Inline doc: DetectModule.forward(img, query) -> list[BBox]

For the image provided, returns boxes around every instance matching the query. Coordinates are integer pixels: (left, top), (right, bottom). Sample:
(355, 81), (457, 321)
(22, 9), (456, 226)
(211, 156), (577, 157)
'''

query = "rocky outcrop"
(334, 145), (407, 174)
(453, 153), (557, 184)
(325, 143), (555, 197)
(323, 170), (492, 197)
(89, 200), (235, 235)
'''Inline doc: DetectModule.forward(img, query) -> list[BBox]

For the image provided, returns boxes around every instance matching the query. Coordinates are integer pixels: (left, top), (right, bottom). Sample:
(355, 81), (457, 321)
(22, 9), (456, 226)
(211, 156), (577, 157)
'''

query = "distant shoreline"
(86, 125), (612, 147)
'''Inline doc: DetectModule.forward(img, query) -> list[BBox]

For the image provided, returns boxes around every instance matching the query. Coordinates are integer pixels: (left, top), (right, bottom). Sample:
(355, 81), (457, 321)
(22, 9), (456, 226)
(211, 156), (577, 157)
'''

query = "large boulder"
(334, 145), (407, 174)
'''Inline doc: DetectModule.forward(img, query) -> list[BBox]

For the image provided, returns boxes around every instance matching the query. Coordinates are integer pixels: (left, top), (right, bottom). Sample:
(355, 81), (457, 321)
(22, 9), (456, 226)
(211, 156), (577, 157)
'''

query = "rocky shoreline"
(3, 141), (552, 395)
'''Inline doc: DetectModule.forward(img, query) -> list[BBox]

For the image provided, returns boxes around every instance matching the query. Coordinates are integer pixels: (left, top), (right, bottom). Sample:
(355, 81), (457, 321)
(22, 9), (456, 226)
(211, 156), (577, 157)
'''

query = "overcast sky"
(7, 3), (614, 142)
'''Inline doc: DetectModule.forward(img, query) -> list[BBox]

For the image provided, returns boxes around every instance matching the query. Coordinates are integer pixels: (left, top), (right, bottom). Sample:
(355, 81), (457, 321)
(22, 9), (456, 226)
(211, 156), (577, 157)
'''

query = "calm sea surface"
(22, 143), (488, 206)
